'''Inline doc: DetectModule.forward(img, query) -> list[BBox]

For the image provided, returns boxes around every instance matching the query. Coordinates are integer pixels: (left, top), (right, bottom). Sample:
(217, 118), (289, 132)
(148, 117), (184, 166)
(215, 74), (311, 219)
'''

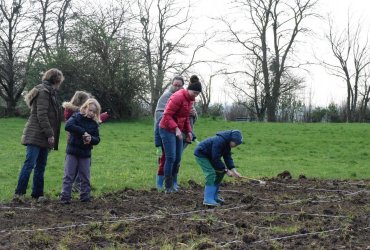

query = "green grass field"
(1, 117), (369, 201)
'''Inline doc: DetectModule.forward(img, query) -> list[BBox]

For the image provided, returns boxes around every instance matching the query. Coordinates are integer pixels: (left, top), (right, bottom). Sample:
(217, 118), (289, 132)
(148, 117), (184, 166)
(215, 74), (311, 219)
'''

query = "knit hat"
(230, 130), (243, 145)
(190, 75), (199, 84)
(187, 81), (202, 92)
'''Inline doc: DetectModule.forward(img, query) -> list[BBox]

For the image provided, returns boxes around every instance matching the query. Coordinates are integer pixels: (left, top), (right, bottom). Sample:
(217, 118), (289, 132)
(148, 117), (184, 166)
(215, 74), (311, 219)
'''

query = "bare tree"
(223, 58), (266, 121)
(66, 1), (146, 118)
(196, 72), (220, 116)
(35, 0), (72, 62)
(56, 0), (71, 49)
(0, 0), (41, 116)
(137, 0), (210, 114)
(277, 74), (305, 122)
(322, 15), (370, 122)
(358, 70), (370, 121)
(223, 0), (317, 121)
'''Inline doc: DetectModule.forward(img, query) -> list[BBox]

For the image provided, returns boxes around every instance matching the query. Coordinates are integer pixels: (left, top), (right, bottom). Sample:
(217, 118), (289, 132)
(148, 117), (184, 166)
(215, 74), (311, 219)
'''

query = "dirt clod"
(299, 174), (307, 180)
(277, 170), (292, 179)
(242, 233), (257, 243)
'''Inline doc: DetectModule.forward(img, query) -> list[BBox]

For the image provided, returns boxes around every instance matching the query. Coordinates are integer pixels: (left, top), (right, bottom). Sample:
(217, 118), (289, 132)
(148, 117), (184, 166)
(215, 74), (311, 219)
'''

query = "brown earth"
(0, 177), (369, 249)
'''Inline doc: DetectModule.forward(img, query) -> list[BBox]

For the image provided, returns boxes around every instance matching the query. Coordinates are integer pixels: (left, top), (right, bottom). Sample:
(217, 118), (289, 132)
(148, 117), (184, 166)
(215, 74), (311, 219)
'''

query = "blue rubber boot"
(156, 175), (164, 191)
(203, 185), (220, 206)
(215, 185), (225, 204)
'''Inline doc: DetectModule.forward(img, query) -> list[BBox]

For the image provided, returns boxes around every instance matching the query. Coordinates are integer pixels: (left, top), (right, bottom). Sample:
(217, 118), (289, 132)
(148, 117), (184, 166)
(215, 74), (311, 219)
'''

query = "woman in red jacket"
(159, 81), (202, 193)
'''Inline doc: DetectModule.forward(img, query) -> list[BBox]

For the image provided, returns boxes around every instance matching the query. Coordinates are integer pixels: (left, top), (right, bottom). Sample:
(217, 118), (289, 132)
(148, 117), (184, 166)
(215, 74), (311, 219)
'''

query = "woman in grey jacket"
(154, 76), (184, 190)
(13, 68), (64, 202)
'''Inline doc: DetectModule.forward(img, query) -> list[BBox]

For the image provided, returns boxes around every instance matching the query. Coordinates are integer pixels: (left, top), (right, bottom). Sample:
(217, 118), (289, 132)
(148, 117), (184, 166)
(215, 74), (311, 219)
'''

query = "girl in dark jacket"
(62, 91), (108, 193)
(13, 68), (64, 203)
(60, 98), (101, 204)
(194, 130), (243, 206)
(159, 81), (202, 193)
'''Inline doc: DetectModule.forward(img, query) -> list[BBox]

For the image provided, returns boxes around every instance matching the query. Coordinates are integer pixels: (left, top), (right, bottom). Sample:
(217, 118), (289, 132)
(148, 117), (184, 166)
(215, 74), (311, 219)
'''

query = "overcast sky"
(188, 0), (370, 106)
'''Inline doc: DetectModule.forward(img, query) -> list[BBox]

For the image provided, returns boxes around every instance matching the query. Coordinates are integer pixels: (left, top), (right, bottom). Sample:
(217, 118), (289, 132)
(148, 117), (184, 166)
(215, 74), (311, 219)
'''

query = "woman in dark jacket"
(14, 68), (64, 202)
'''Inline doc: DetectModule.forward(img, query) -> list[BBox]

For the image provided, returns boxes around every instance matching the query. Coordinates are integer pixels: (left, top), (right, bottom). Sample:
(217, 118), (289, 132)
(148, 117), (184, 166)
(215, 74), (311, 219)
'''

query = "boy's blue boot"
(203, 185), (220, 206)
(156, 175), (164, 191)
(215, 185), (225, 204)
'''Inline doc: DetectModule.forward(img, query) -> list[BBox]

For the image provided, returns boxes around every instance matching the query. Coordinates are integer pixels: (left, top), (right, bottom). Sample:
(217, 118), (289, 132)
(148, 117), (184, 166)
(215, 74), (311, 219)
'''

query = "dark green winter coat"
(21, 81), (62, 150)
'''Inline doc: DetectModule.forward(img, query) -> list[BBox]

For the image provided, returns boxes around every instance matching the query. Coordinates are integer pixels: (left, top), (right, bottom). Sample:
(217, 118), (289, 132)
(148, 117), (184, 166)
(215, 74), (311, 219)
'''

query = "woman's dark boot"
(164, 176), (174, 194)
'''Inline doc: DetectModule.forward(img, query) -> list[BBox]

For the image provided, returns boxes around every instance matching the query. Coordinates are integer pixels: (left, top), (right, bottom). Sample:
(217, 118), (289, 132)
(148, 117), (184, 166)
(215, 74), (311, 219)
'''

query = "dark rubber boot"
(164, 176), (174, 194)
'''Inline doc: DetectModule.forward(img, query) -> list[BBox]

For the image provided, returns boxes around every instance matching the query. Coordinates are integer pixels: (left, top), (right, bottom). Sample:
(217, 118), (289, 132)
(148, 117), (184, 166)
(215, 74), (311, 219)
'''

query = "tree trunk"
(5, 99), (17, 116)
(266, 96), (277, 122)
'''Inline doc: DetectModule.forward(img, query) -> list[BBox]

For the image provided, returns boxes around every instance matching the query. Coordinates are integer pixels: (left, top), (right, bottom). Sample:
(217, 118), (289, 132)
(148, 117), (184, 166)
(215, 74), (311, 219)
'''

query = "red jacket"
(159, 89), (194, 133)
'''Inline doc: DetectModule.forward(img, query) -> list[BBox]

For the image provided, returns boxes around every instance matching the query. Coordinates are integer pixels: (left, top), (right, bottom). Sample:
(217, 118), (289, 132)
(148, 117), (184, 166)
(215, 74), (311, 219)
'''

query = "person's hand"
(226, 169), (233, 177)
(190, 109), (197, 116)
(100, 112), (109, 123)
(186, 132), (193, 143)
(230, 169), (242, 178)
(156, 147), (162, 157)
(48, 136), (55, 146)
(83, 132), (91, 144)
(175, 127), (183, 140)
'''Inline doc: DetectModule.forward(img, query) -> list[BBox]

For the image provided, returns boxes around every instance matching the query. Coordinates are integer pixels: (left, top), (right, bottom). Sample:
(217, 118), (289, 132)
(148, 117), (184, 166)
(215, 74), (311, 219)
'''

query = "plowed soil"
(0, 177), (369, 249)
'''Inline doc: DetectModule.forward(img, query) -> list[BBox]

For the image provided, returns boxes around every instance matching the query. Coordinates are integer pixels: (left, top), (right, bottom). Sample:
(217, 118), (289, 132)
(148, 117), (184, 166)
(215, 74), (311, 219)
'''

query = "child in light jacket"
(60, 98), (101, 204)
(194, 130), (243, 206)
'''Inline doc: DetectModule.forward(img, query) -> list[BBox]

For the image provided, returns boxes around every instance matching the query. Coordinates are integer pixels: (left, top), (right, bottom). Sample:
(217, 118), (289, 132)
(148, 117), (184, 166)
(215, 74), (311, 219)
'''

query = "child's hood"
(216, 130), (243, 145)
(62, 101), (80, 112)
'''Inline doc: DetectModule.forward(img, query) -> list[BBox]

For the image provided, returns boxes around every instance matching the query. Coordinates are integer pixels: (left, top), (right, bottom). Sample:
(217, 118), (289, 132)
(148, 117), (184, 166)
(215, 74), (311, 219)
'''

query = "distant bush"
(205, 103), (224, 118)
(311, 107), (327, 122)
(327, 103), (340, 122)
(223, 103), (252, 121)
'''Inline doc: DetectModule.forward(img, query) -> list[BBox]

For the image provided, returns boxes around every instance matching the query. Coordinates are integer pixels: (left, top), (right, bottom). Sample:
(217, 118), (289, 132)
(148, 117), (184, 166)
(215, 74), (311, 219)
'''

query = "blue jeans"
(159, 128), (183, 176)
(15, 145), (49, 198)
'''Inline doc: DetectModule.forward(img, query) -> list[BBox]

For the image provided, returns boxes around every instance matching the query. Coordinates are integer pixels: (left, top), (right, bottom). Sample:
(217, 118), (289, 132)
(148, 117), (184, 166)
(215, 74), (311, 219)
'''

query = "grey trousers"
(61, 154), (91, 201)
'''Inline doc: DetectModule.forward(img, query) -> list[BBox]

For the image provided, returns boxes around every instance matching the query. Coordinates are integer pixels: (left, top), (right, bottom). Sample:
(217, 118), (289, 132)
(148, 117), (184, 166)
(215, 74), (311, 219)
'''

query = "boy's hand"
(228, 169), (242, 178)
(226, 170), (233, 177)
